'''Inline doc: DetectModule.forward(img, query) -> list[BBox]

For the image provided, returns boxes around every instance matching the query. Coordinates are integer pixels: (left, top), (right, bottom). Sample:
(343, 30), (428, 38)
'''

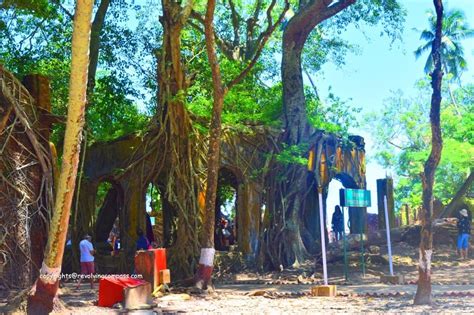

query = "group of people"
(76, 224), (155, 289)
(76, 207), (471, 289)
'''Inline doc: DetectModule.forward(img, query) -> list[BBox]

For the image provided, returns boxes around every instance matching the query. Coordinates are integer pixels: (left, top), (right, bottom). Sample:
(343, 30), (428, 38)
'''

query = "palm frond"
(414, 42), (431, 59)
(420, 30), (434, 41)
(423, 54), (433, 74)
(441, 35), (456, 50)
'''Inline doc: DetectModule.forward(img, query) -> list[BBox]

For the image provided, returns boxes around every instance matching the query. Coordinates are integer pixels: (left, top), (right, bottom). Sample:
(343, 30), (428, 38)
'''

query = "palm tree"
(414, 8), (474, 108)
(415, 8), (474, 82)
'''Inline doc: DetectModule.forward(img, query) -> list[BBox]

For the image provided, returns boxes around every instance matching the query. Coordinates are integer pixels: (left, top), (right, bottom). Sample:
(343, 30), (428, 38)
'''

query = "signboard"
(339, 189), (371, 207)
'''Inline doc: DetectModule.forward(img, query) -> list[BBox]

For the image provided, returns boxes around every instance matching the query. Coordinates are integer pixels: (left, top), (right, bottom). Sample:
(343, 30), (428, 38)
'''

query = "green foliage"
(276, 143), (309, 166)
(87, 74), (149, 142)
(217, 184), (236, 206)
(303, 26), (358, 74)
(0, 0), (55, 17)
(0, 4), (73, 145)
(99, 1), (162, 113)
(342, 0), (406, 41)
(0, 1), (156, 147)
(218, 183), (236, 220)
(95, 181), (112, 216)
(366, 81), (474, 208)
(182, 24), (284, 129)
(147, 184), (162, 213)
(306, 87), (361, 136)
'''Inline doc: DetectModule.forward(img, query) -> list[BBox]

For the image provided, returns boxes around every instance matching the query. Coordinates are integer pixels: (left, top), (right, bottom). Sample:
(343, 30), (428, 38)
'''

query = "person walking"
(332, 206), (344, 242)
(76, 234), (95, 289)
(457, 208), (471, 260)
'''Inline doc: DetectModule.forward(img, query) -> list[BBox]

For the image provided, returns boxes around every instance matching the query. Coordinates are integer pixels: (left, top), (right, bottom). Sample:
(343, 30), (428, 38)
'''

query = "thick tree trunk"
(264, 7), (316, 270)
(0, 72), (47, 289)
(0, 91), (12, 133)
(414, 0), (444, 305)
(155, 0), (201, 279)
(282, 45), (313, 144)
(261, 0), (357, 269)
(27, 1), (93, 313)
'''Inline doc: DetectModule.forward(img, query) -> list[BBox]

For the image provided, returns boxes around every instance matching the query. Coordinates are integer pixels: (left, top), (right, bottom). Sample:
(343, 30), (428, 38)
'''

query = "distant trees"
(367, 83), (473, 209)
(369, 6), (473, 213)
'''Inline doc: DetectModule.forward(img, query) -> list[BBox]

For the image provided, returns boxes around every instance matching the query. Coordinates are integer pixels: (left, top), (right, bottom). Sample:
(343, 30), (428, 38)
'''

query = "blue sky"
(319, 0), (474, 221)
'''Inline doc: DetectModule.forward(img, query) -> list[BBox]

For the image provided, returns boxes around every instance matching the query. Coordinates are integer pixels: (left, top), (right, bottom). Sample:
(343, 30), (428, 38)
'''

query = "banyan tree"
(68, 101), (368, 278)
(0, 0), (408, 289)
(0, 63), (367, 285)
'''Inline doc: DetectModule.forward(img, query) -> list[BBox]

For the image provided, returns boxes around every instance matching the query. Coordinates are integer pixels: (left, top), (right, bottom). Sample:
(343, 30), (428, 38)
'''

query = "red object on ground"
(134, 248), (168, 289)
(98, 277), (148, 307)
(151, 248), (167, 271)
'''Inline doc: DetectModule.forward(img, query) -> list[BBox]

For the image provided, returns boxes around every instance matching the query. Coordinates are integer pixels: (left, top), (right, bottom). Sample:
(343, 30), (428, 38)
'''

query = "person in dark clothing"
(332, 205), (344, 241)
(145, 213), (155, 244)
(136, 229), (150, 251)
(457, 208), (471, 260)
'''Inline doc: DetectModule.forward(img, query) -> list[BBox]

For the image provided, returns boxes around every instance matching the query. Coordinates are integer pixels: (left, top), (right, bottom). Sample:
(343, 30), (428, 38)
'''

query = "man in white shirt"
(76, 234), (95, 289)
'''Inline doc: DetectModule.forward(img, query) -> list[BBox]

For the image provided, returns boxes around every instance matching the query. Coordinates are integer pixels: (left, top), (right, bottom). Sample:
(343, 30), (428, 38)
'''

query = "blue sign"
(339, 189), (371, 207)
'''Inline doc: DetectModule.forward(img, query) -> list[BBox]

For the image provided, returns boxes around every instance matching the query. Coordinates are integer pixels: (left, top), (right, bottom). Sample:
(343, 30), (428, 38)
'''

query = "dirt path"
(2, 243), (473, 314)
(215, 283), (474, 296)
(46, 280), (474, 314)
(46, 286), (474, 315)
(152, 293), (474, 314)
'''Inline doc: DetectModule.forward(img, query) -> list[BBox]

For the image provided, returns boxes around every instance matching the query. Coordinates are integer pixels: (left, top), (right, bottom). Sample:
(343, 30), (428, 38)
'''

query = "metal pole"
(359, 209), (366, 277)
(384, 196), (394, 276)
(342, 206), (348, 281)
(318, 188), (328, 285)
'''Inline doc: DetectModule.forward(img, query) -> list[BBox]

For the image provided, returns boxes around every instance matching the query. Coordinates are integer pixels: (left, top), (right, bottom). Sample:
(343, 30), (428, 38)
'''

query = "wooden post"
(377, 178), (395, 229)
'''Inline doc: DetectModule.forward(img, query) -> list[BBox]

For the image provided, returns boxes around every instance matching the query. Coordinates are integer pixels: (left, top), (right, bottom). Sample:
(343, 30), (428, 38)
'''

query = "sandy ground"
(44, 283), (474, 314)
(2, 243), (474, 314)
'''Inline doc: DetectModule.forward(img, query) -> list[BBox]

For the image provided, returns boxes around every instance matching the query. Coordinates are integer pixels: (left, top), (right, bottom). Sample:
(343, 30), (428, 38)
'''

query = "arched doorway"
(215, 167), (240, 251)
(91, 180), (125, 273)
(94, 180), (124, 244)
(325, 172), (365, 240)
(326, 179), (345, 243)
(144, 182), (177, 248)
